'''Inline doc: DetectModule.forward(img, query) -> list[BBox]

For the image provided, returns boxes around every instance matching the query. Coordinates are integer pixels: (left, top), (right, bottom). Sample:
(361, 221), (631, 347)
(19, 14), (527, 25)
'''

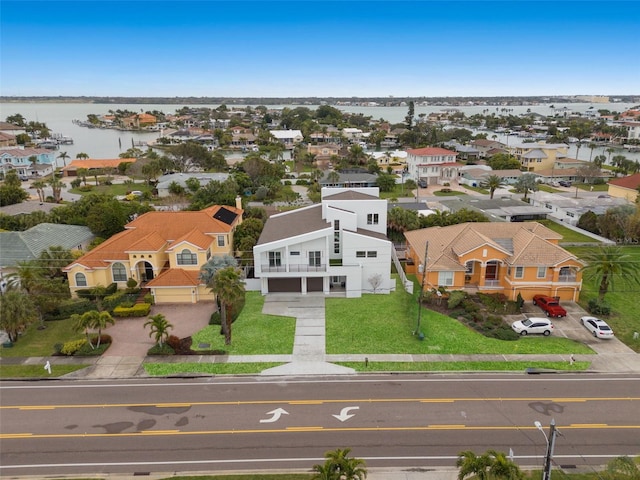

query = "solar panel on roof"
(213, 207), (238, 225)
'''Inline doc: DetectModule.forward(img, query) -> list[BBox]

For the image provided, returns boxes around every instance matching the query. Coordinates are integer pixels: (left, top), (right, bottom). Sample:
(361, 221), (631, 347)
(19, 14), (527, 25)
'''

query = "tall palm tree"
(32, 179), (47, 202)
(481, 174), (505, 199)
(606, 147), (616, 164)
(57, 151), (70, 167)
(144, 314), (173, 347)
(209, 266), (245, 345)
(76, 152), (90, 160)
(47, 174), (66, 203)
(588, 142), (597, 162)
(581, 245), (640, 301)
(456, 450), (492, 480)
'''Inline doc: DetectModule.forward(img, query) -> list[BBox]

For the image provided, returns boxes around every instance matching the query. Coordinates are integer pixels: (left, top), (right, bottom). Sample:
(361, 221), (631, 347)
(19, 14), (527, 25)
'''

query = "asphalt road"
(1, 374), (639, 477)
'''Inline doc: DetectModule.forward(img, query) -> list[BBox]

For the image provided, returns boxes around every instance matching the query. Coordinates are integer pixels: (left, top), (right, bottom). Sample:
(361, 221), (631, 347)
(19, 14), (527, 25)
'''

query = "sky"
(1, 1), (639, 98)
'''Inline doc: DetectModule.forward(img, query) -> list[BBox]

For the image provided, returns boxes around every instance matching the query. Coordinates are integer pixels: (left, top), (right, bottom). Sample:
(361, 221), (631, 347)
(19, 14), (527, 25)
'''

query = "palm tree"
(605, 455), (640, 480)
(456, 450), (492, 480)
(92, 310), (115, 347)
(57, 151), (70, 167)
(588, 142), (597, 162)
(594, 154), (606, 168)
(481, 174), (505, 199)
(209, 266), (245, 345)
(0, 290), (37, 343)
(77, 167), (89, 186)
(144, 314), (173, 347)
(311, 459), (335, 480)
(32, 179), (47, 202)
(581, 245), (640, 301)
(73, 310), (115, 348)
(486, 450), (525, 480)
(47, 174), (66, 203)
(76, 152), (90, 160)
(322, 448), (367, 480)
(606, 147), (616, 164)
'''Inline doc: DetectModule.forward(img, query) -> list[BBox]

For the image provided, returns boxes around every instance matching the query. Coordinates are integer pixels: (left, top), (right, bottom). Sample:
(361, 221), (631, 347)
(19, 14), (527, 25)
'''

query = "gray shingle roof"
(256, 205), (330, 245)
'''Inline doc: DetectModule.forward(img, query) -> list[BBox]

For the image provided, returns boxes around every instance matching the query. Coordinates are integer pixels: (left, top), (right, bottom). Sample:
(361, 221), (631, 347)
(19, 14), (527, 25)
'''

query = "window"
(269, 251), (281, 267)
(438, 271), (454, 286)
(217, 235), (225, 247)
(75, 272), (87, 287)
(309, 251), (321, 267)
(356, 251), (366, 258)
(465, 261), (474, 274)
(112, 262), (127, 282)
(177, 248), (197, 265)
(514, 266), (524, 279)
(290, 251), (300, 256)
(367, 251), (377, 258)
(334, 220), (340, 230)
(537, 266), (546, 279)
(367, 213), (379, 225)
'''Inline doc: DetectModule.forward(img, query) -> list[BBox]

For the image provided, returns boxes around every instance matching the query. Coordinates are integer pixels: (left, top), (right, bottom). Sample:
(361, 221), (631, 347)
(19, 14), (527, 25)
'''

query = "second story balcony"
(261, 263), (327, 273)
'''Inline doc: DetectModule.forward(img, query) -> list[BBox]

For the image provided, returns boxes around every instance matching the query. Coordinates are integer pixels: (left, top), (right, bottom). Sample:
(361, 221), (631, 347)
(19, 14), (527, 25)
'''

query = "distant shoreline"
(2, 95), (638, 106)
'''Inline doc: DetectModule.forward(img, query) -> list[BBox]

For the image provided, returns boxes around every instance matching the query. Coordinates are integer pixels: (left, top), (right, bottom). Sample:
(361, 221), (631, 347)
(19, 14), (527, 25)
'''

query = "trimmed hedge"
(113, 303), (151, 317)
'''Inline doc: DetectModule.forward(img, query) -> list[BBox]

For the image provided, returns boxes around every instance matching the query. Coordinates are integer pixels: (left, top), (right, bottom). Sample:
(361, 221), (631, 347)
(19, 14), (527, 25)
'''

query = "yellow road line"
(2, 397), (638, 410)
(2, 424), (638, 440)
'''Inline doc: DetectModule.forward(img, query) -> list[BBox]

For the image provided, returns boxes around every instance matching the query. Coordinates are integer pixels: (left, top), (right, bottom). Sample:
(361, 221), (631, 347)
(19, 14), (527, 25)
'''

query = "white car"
(580, 316), (615, 339)
(511, 317), (554, 336)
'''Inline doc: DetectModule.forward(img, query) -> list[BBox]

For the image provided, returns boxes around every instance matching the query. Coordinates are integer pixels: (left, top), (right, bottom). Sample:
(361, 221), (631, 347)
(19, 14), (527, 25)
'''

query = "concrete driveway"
(517, 301), (635, 354)
(102, 303), (215, 356)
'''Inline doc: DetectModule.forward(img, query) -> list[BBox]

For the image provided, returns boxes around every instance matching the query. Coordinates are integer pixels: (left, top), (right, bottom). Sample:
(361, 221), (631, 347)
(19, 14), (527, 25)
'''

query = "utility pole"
(542, 418), (558, 480)
(415, 241), (429, 338)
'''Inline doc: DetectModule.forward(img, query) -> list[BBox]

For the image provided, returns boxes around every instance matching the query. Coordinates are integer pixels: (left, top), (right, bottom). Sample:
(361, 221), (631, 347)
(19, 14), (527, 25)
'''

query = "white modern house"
(253, 187), (393, 297)
(270, 129), (304, 147)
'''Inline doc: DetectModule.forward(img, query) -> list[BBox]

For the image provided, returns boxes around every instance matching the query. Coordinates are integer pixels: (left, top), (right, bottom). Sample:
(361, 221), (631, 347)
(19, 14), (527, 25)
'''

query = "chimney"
(235, 195), (243, 210)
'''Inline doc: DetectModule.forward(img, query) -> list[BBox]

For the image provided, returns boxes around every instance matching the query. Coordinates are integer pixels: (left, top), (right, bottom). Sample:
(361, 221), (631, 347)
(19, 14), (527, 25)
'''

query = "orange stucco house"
(404, 222), (583, 301)
(63, 202), (243, 304)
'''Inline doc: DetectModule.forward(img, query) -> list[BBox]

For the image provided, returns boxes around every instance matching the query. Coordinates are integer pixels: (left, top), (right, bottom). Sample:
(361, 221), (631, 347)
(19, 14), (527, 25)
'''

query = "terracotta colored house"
(122, 113), (157, 129)
(404, 222), (583, 301)
(63, 202), (243, 304)
(62, 158), (136, 177)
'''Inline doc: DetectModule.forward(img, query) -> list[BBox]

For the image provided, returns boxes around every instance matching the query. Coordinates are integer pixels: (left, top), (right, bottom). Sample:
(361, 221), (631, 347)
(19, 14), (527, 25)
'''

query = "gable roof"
(404, 222), (574, 271)
(62, 158), (136, 171)
(64, 205), (242, 270)
(407, 147), (457, 156)
(256, 205), (330, 245)
(146, 268), (202, 288)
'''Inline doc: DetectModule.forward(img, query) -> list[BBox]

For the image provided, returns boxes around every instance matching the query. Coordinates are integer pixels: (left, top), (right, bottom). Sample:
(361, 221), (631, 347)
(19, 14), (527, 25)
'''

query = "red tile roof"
(146, 269), (201, 287)
(62, 158), (137, 170)
(608, 173), (640, 190)
(407, 147), (458, 156)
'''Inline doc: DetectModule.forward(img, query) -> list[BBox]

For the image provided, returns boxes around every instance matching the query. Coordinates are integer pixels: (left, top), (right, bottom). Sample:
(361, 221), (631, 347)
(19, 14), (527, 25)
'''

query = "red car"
(532, 295), (567, 318)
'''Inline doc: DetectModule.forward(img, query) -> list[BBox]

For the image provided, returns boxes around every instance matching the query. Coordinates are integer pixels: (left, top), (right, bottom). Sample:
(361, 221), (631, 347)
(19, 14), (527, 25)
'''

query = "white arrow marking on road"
(332, 406), (359, 422)
(259, 408), (289, 423)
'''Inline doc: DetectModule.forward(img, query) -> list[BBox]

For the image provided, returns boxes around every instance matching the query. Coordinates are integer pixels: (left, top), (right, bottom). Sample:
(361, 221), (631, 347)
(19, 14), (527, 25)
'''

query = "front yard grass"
(0, 364), (88, 378)
(191, 292), (296, 355)
(567, 245), (640, 352)
(325, 278), (592, 355)
(0, 317), (82, 358)
(144, 362), (284, 376)
(338, 361), (590, 372)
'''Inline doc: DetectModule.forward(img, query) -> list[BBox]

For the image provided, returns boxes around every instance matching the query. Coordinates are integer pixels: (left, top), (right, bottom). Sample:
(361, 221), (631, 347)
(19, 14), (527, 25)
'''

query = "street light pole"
(535, 419), (558, 480)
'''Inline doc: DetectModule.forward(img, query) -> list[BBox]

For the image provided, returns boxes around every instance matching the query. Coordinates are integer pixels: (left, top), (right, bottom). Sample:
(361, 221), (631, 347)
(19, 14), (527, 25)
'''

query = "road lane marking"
(3, 396), (638, 410)
(2, 423), (638, 440)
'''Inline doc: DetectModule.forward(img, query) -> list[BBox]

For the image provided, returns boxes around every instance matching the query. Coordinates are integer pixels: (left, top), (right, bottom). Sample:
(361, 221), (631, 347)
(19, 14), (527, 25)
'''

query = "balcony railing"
(558, 274), (578, 282)
(261, 264), (327, 273)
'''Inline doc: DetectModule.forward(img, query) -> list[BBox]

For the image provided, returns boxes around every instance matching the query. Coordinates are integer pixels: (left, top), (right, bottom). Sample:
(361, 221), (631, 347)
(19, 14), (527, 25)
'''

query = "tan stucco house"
(63, 202), (243, 304)
(404, 222), (583, 301)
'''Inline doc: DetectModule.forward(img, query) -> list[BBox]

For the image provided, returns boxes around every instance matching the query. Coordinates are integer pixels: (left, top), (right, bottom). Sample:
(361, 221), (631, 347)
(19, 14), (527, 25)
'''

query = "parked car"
(580, 316), (615, 339)
(511, 317), (554, 336)
(558, 180), (572, 187)
(532, 295), (567, 318)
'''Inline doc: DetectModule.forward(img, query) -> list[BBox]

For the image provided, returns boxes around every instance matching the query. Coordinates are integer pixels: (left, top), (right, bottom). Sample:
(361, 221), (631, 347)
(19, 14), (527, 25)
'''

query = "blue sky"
(1, 1), (639, 97)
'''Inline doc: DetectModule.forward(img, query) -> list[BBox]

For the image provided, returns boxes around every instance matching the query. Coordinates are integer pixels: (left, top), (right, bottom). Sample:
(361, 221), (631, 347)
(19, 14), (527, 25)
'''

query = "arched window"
(112, 262), (127, 282)
(177, 248), (197, 265)
(75, 272), (87, 287)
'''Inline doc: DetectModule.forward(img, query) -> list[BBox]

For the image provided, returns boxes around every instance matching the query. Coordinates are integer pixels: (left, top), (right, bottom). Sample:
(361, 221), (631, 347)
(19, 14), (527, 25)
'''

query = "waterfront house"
(156, 172), (230, 197)
(0, 132), (18, 148)
(404, 222), (583, 301)
(529, 190), (629, 226)
(122, 113), (157, 129)
(507, 142), (569, 172)
(63, 201), (244, 304)
(0, 147), (56, 178)
(319, 170), (379, 188)
(0, 122), (26, 137)
(405, 147), (461, 186)
(253, 187), (393, 297)
(62, 158), (137, 177)
(270, 129), (304, 148)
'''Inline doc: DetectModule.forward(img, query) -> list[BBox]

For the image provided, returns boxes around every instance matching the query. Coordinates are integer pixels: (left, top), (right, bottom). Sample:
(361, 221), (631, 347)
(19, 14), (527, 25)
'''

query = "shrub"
(105, 283), (118, 295)
(76, 341), (110, 356)
(144, 293), (154, 304)
(126, 277), (138, 290)
(78, 185), (93, 192)
(61, 339), (87, 356)
(588, 299), (611, 316)
(103, 291), (126, 311)
(47, 298), (95, 320)
(284, 180), (292, 185)
(70, 178), (82, 188)
(447, 291), (467, 309)
(209, 311), (221, 325)
(167, 335), (193, 355)
(113, 303), (151, 317)
(492, 325), (519, 341)
(295, 179), (309, 186)
(148, 343), (175, 355)
(53, 343), (63, 354)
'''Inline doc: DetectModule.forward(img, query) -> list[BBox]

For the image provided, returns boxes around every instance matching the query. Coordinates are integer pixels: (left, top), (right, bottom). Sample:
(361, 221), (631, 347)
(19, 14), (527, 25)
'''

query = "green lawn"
(69, 182), (152, 197)
(0, 317), (83, 358)
(0, 364), (89, 378)
(144, 362), (285, 376)
(575, 182), (609, 191)
(378, 182), (414, 199)
(567, 245), (640, 352)
(338, 361), (590, 372)
(534, 220), (600, 243)
(325, 278), (592, 355)
(432, 189), (466, 196)
(191, 292), (296, 354)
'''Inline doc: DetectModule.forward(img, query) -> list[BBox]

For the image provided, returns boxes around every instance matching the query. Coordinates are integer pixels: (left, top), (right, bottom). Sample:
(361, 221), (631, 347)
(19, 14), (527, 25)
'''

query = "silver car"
(511, 317), (554, 336)
(580, 316), (615, 339)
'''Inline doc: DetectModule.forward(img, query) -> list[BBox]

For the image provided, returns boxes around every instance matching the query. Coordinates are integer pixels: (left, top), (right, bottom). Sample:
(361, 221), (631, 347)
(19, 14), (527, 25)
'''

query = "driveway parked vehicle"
(532, 295), (567, 317)
(581, 316), (615, 339)
(559, 180), (572, 187)
(511, 317), (554, 336)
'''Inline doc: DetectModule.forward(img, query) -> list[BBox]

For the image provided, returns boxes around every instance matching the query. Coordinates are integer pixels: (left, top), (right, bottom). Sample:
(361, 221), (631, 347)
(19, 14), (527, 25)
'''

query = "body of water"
(1, 101), (638, 166)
